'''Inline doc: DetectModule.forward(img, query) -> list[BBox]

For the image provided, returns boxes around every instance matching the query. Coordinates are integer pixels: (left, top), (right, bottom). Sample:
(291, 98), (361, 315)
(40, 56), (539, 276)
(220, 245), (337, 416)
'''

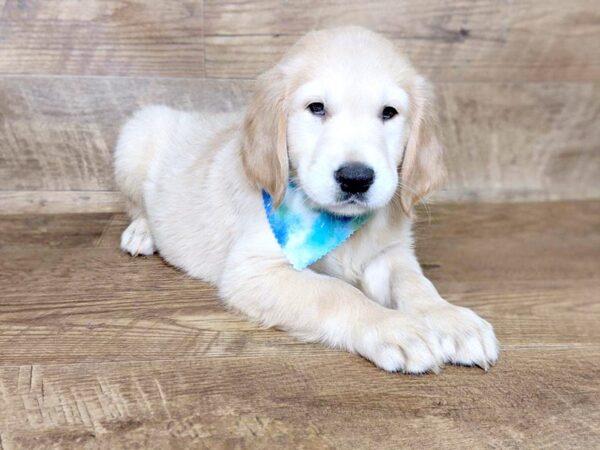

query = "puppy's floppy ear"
(399, 76), (445, 216)
(241, 67), (289, 207)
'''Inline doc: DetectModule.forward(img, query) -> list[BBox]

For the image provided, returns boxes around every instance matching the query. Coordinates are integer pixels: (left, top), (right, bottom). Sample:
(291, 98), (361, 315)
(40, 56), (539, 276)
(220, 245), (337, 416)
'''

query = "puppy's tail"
(113, 105), (177, 220)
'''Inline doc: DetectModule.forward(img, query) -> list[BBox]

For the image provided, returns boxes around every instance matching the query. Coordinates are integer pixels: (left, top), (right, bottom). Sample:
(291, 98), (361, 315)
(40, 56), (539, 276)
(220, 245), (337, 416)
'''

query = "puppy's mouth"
(310, 193), (371, 217)
(338, 192), (367, 205)
(295, 180), (373, 216)
(326, 194), (371, 216)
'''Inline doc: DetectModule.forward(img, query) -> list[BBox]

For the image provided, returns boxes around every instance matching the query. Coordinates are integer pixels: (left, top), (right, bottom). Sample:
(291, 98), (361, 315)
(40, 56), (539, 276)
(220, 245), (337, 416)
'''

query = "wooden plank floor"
(0, 201), (598, 449)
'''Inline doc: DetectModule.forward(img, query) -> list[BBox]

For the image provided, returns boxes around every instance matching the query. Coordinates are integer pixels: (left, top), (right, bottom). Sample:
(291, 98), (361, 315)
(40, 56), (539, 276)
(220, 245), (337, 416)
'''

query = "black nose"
(334, 163), (375, 194)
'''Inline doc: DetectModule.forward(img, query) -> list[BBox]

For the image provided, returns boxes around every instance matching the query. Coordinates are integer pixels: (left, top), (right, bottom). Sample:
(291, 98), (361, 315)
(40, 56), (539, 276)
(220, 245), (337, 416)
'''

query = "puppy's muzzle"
(335, 163), (375, 194)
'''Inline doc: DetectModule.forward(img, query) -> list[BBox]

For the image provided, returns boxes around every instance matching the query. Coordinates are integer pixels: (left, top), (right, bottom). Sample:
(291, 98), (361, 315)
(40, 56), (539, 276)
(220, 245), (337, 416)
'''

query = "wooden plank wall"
(0, 0), (599, 213)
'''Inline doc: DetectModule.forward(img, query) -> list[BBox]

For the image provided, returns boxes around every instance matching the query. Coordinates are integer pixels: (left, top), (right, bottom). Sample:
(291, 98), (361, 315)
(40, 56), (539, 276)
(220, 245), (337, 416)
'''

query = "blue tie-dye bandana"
(262, 183), (372, 270)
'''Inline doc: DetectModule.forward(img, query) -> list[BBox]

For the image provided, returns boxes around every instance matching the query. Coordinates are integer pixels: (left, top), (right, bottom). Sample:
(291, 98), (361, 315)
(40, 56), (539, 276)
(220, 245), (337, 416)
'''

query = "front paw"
(354, 313), (445, 374)
(424, 305), (499, 370)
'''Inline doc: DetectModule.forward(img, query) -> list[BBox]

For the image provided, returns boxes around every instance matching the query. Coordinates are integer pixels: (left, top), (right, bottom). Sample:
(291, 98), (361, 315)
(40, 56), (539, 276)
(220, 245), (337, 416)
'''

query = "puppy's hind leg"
(114, 106), (174, 257)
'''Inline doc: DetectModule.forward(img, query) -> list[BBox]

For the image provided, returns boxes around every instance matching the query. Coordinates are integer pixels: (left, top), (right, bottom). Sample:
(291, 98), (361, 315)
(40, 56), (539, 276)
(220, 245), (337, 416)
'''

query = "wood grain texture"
(1, 0), (598, 81)
(0, 201), (598, 448)
(0, 77), (251, 191)
(1, 0), (598, 208)
(1, 77), (598, 206)
(0, 191), (125, 215)
(203, 0), (600, 81)
(437, 82), (600, 202)
(0, 0), (204, 77)
(0, 349), (598, 449)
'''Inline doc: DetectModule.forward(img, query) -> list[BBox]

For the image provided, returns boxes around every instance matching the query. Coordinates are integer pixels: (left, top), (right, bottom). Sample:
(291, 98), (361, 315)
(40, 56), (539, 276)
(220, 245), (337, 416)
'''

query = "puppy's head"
(242, 27), (444, 217)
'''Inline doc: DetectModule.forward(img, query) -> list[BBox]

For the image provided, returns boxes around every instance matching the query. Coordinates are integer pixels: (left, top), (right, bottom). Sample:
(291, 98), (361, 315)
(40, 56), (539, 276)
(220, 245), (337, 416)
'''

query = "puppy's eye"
(307, 102), (326, 117)
(382, 106), (398, 121)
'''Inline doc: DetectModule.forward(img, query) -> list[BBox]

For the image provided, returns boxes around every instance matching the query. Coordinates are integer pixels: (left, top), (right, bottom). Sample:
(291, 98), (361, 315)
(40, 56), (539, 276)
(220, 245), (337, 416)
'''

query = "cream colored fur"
(114, 27), (499, 373)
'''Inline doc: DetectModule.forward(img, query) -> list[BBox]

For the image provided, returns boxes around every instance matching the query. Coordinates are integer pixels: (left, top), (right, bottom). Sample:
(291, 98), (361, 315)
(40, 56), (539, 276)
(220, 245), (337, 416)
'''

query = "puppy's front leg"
(219, 237), (446, 373)
(362, 248), (499, 369)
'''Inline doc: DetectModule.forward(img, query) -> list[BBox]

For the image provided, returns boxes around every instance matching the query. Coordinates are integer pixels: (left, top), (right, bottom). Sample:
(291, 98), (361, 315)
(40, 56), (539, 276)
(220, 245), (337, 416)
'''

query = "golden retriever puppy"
(114, 26), (499, 373)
